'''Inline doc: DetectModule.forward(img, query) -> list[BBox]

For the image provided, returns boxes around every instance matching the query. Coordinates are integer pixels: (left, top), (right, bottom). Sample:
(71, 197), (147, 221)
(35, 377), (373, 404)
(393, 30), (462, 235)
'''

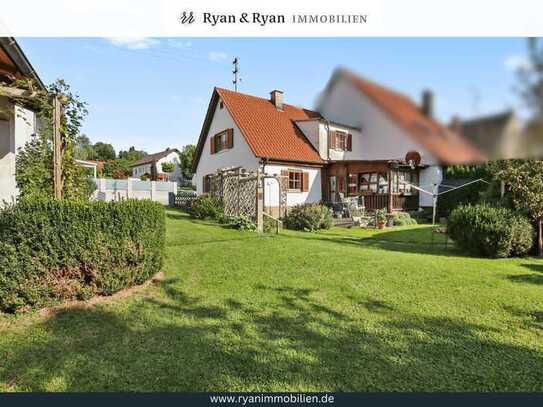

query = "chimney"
(270, 90), (284, 111)
(421, 89), (434, 117)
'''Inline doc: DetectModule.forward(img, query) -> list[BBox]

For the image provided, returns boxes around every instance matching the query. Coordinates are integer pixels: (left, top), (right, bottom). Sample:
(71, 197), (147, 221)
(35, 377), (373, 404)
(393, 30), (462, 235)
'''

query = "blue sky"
(18, 37), (529, 154)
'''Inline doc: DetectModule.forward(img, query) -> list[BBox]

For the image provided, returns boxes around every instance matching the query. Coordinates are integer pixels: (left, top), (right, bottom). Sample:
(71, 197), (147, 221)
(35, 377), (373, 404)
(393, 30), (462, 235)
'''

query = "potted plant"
(375, 208), (388, 229)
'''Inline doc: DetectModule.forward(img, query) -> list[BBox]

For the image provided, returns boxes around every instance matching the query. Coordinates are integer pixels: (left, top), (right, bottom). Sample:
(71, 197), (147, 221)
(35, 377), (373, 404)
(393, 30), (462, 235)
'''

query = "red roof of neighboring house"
(336, 69), (484, 164)
(131, 148), (179, 167)
(215, 87), (324, 164)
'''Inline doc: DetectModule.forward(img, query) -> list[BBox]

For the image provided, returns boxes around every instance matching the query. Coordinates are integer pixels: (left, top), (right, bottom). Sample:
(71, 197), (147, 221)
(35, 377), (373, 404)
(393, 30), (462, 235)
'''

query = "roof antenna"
(232, 57), (241, 92)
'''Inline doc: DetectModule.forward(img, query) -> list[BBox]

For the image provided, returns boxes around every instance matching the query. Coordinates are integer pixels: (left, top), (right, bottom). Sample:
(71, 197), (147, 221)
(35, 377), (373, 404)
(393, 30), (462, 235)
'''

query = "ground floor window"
(359, 172), (388, 194)
(282, 169), (309, 192)
(354, 170), (419, 195)
(288, 170), (303, 191)
(393, 171), (418, 195)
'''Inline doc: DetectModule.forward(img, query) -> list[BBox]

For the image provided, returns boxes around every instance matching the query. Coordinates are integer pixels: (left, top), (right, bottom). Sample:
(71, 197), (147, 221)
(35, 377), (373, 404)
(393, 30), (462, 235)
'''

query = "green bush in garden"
(283, 203), (333, 232)
(392, 212), (418, 226)
(448, 204), (534, 258)
(227, 215), (257, 231)
(0, 198), (165, 313)
(190, 194), (224, 220)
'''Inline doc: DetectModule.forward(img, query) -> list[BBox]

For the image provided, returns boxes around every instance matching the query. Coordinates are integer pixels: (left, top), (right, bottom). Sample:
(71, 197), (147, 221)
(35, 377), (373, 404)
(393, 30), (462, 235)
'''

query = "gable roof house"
(192, 68), (483, 214)
(449, 110), (524, 160)
(131, 148), (181, 181)
(0, 37), (46, 204)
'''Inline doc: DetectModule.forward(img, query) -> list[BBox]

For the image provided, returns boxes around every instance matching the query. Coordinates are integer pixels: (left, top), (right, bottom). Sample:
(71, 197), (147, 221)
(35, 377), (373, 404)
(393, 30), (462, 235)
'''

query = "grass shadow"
(503, 305), (543, 331)
(2, 280), (543, 391)
(282, 232), (464, 258)
(521, 264), (543, 273)
(506, 263), (543, 285)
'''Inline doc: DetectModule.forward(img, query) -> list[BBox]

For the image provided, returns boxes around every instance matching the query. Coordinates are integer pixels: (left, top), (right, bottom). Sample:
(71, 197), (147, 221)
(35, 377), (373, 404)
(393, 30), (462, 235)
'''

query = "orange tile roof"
(338, 69), (484, 164)
(216, 88), (324, 164)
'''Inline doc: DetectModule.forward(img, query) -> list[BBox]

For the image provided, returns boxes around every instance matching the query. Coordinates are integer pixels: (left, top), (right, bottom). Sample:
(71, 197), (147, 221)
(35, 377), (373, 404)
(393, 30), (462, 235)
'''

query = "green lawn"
(1, 209), (542, 391)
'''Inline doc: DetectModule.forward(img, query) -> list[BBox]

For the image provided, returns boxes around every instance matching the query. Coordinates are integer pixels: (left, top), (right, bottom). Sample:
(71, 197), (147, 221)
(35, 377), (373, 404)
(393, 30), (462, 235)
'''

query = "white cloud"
(504, 54), (531, 72)
(208, 51), (228, 62)
(168, 39), (192, 49)
(106, 37), (160, 50)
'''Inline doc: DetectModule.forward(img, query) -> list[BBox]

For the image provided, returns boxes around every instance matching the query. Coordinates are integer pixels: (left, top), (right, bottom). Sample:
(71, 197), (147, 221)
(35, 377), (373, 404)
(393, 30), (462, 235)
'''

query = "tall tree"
(73, 134), (95, 160)
(91, 142), (116, 161)
(118, 146), (146, 162)
(179, 144), (196, 179)
(518, 38), (543, 155)
(519, 38), (543, 118)
(499, 160), (543, 256)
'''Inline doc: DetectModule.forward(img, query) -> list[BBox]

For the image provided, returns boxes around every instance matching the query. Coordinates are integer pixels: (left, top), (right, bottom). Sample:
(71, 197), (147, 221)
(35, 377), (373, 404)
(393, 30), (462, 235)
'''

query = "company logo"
(179, 11), (195, 25)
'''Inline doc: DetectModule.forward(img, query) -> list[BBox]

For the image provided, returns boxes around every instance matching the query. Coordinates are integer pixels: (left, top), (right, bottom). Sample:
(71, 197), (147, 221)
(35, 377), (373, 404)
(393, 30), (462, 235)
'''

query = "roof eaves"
(0, 37), (46, 90)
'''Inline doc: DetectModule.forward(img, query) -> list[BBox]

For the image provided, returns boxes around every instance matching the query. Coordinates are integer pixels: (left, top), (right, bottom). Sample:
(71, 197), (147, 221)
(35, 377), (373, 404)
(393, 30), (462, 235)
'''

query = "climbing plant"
(4, 76), (94, 200)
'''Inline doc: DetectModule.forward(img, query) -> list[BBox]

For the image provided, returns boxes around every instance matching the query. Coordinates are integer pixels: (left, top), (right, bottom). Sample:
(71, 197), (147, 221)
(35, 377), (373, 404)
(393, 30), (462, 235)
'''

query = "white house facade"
(131, 148), (182, 181)
(192, 69), (482, 215)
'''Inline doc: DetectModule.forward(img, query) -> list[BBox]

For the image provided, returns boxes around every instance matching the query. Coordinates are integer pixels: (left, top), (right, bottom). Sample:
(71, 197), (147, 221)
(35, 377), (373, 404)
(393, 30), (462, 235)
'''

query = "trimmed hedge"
(0, 198), (165, 313)
(448, 204), (533, 258)
(284, 203), (332, 231)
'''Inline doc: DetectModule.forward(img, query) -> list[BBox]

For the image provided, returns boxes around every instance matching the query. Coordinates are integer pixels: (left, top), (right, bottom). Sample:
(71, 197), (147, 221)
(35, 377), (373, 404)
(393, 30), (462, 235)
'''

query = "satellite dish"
(405, 151), (422, 169)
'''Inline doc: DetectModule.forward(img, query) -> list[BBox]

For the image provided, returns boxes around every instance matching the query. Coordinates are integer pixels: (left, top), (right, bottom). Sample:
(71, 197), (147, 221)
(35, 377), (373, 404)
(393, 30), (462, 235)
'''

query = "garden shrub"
(392, 212), (418, 226)
(263, 215), (281, 233)
(448, 204), (533, 258)
(190, 194), (223, 220)
(0, 198), (165, 313)
(283, 203), (332, 231)
(227, 215), (257, 231)
(408, 209), (432, 224)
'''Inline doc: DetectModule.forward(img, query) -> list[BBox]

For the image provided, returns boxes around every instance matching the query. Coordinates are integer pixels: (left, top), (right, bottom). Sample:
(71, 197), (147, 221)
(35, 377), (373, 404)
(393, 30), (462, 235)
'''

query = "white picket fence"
(92, 178), (177, 205)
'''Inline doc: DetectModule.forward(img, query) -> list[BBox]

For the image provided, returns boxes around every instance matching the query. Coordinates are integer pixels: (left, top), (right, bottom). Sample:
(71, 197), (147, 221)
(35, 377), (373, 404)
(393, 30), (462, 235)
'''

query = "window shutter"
(210, 135), (215, 154)
(227, 128), (234, 149)
(346, 133), (352, 151)
(302, 172), (309, 192)
(281, 169), (289, 178)
(329, 131), (335, 149)
(203, 175), (209, 193)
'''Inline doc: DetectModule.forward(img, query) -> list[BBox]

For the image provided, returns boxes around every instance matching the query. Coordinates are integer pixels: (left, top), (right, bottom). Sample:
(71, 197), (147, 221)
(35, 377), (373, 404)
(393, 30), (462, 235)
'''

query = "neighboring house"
(0, 37), (46, 204)
(192, 68), (483, 214)
(450, 110), (524, 159)
(131, 148), (181, 181)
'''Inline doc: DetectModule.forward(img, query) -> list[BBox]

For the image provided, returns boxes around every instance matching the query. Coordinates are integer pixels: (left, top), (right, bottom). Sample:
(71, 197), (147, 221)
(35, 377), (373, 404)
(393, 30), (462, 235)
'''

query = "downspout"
(323, 119), (332, 203)
(323, 119), (331, 161)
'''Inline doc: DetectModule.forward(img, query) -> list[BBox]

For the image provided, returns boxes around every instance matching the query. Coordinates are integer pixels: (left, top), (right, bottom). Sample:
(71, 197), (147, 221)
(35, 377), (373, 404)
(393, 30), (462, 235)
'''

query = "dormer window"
(329, 130), (352, 151)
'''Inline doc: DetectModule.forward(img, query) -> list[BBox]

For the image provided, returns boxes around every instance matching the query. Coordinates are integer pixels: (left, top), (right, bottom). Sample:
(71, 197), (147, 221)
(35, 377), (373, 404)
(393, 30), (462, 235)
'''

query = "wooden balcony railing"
(360, 194), (418, 211)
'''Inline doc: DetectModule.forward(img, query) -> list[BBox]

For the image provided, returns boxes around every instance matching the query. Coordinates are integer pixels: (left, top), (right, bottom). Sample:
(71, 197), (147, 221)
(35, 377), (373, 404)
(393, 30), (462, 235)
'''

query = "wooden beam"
(0, 85), (39, 100)
(387, 169), (393, 213)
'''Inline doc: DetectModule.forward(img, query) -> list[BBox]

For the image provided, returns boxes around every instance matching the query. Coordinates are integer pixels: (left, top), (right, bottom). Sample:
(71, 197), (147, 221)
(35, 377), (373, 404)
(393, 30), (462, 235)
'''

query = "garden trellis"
(207, 167), (286, 232)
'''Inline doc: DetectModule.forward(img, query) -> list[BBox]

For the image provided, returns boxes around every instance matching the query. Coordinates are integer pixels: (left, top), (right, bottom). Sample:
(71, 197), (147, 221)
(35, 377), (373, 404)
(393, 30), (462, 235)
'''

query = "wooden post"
(52, 95), (63, 199)
(538, 218), (543, 257)
(256, 171), (264, 233)
(387, 169), (393, 214)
